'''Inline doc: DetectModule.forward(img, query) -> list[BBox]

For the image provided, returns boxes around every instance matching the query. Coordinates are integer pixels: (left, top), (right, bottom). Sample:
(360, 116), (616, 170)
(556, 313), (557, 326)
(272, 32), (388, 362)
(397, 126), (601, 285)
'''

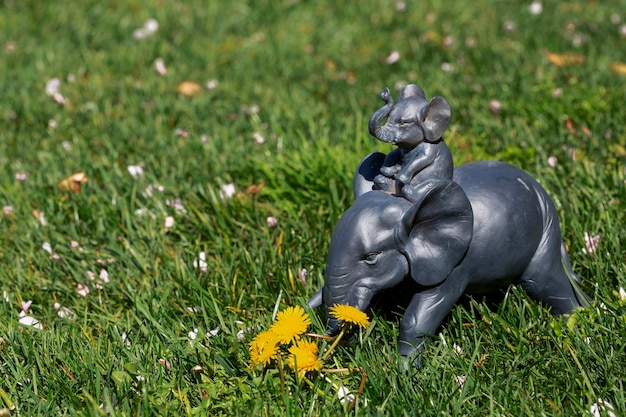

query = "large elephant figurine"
(309, 153), (589, 367)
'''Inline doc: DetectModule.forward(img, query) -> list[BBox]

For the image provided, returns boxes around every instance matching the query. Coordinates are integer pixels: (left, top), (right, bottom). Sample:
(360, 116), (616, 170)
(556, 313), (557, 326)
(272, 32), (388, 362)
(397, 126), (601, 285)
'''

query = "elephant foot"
(374, 174), (397, 194)
(380, 165), (400, 177)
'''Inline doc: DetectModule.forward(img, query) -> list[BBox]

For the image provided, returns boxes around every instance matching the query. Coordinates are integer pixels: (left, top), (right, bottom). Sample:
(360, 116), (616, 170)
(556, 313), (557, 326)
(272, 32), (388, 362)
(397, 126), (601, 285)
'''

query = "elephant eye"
(362, 252), (380, 265)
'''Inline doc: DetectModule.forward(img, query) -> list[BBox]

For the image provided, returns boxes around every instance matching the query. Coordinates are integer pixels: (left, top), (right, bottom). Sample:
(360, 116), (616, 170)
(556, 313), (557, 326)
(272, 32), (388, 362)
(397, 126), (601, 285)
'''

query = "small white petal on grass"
(134, 208), (155, 218)
(164, 216), (175, 230)
(547, 156), (558, 167)
(618, 287), (626, 301)
(61, 141), (71, 151)
(76, 283), (90, 297)
(589, 398), (616, 417)
(620, 24), (626, 38)
(337, 385), (355, 404)
(236, 328), (251, 339)
(385, 51), (401, 64)
(166, 199), (185, 213)
(252, 131), (265, 144)
(127, 164), (144, 178)
(266, 216), (278, 228)
(144, 184), (164, 197)
(34, 210), (47, 226)
(121, 332), (131, 346)
(453, 343), (464, 356)
(154, 58), (167, 76)
(158, 358), (172, 369)
(193, 252), (208, 272)
(21, 300), (32, 312)
(396, 1), (406, 12)
(42, 242), (53, 254)
(503, 20), (517, 34)
(205, 79), (219, 90)
(48, 119), (58, 130)
(206, 326), (221, 338)
(15, 172), (29, 181)
(582, 232), (599, 256)
(19, 311), (43, 329)
(54, 302), (75, 320)
(2, 291), (8, 302)
(99, 269), (110, 284)
(45, 78), (61, 96)
(454, 375), (467, 387)
(2, 205), (13, 215)
(219, 183), (236, 200)
(241, 104), (259, 115)
(133, 19), (159, 39)
(298, 268), (308, 284)
(441, 62), (454, 72)
(488, 100), (502, 115)
(188, 328), (199, 340)
(529, 1), (542, 15)
(187, 306), (201, 313)
(174, 128), (189, 138)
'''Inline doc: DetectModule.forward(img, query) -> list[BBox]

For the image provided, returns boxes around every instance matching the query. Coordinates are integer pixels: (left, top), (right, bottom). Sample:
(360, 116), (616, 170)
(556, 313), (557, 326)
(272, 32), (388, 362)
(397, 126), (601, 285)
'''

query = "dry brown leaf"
(245, 183), (265, 195)
(565, 117), (591, 136)
(176, 81), (202, 97)
(610, 62), (626, 75)
(545, 51), (585, 67)
(58, 172), (88, 193)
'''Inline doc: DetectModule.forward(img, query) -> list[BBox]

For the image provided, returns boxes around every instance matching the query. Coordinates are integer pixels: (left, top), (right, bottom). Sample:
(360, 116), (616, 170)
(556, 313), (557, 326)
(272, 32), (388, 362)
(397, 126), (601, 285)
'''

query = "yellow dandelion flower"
(249, 330), (280, 367)
(329, 304), (370, 328)
(269, 305), (311, 345)
(287, 340), (322, 375)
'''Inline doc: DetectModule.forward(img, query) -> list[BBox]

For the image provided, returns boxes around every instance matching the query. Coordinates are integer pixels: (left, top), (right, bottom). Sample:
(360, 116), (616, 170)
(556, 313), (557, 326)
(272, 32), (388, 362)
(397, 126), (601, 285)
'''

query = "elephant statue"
(309, 152), (590, 368)
(368, 85), (454, 202)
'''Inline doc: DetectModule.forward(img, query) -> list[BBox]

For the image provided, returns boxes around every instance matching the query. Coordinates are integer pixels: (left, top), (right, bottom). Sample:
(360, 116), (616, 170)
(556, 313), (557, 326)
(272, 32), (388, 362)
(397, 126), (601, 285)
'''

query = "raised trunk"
(368, 98), (394, 142)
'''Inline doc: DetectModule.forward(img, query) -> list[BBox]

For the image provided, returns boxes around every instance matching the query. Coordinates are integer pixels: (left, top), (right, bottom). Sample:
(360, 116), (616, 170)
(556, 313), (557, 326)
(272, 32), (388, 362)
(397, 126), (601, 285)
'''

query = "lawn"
(1, 0), (625, 415)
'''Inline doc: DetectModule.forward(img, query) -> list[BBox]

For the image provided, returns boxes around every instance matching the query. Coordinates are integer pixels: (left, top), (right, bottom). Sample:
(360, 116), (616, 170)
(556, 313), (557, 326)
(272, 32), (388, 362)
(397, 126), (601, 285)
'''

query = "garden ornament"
(309, 85), (590, 368)
(368, 84), (454, 201)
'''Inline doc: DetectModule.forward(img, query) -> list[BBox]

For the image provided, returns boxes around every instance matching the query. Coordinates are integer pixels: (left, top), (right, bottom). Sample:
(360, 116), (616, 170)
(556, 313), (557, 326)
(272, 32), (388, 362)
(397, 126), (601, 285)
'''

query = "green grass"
(1, 0), (625, 415)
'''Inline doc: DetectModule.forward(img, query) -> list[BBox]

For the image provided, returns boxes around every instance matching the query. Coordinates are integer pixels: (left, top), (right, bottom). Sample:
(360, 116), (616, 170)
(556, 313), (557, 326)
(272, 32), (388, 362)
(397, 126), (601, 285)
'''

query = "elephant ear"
(353, 152), (386, 198)
(394, 179), (473, 286)
(398, 84), (426, 101)
(419, 96), (451, 142)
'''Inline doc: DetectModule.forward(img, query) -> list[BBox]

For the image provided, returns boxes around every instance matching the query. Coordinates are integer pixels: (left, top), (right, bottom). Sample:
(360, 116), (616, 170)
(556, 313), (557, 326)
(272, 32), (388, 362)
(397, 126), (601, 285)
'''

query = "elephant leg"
(398, 275), (468, 367)
(519, 237), (590, 315)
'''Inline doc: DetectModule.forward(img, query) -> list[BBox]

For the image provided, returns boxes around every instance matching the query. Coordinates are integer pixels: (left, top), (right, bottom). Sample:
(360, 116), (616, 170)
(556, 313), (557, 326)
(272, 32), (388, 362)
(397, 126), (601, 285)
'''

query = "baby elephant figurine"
(368, 84), (454, 202)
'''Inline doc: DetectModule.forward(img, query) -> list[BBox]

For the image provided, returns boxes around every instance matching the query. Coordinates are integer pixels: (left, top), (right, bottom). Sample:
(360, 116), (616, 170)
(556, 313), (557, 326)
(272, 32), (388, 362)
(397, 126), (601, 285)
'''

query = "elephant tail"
(561, 242), (581, 283)
(561, 241), (592, 307)
(307, 288), (323, 309)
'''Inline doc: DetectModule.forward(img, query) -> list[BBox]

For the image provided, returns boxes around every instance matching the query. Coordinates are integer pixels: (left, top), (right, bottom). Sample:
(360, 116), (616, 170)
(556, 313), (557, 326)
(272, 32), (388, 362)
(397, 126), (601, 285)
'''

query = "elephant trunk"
(323, 279), (374, 336)
(368, 92), (394, 143)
